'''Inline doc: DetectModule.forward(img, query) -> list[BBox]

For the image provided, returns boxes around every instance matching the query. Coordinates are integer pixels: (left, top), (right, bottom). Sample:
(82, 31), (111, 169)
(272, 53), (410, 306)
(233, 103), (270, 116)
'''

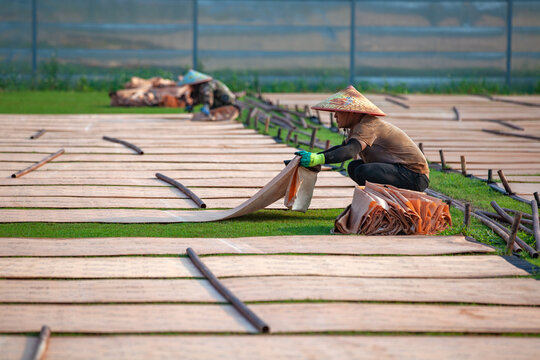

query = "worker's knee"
(349, 163), (369, 186)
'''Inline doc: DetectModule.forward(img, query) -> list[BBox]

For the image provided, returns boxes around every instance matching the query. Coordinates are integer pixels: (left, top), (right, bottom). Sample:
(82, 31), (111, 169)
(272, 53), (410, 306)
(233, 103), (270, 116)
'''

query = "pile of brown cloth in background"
(109, 76), (191, 108)
(334, 182), (452, 235)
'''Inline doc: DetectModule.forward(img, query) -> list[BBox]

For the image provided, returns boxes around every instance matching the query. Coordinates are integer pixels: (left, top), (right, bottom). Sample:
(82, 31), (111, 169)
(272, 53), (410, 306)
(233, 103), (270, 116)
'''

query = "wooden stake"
(264, 116), (270, 134)
(418, 142), (424, 154)
(11, 149), (64, 178)
(497, 170), (514, 195)
(295, 104), (300, 113)
(325, 139), (331, 150)
(464, 203), (471, 228)
(506, 213), (522, 255)
(534, 192), (540, 208)
(285, 129), (293, 143)
(316, 110), (321, 122)
(309, 127), (318, 151)
(30, 129), (46, 139)
(460, 155), (467, 176)
(531, 199), (540, 252)
(276, 127), (282, 140)
(31, 325), (51, 360)
(304, 105), (310, 116)
(439, 150), (446, 169)
(487, 169), (493, 183)
(293, 134), (298, 147)
(330, 113), (336, 128)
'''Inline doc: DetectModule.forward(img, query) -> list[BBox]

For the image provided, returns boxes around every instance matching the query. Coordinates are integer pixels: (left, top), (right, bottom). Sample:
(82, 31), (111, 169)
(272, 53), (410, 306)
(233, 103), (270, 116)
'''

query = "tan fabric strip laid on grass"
(0, 176), (356, 187)
(0, 303), (538, 333)
(1, 277), (538, 305)
(254, 303), (540, 333)
(335, 182), (451, 235)
(0, 153), (300, 163)
(3, 336), (539, 360)
(0, 256), (530, 279)
(0, 196), (351, 210)
(0, 185), (352, 199)
(0, 157), (322, 221)
(0, 146), (294, 155)
(0, 235), (494, 256)
(0, 304), (254, 333)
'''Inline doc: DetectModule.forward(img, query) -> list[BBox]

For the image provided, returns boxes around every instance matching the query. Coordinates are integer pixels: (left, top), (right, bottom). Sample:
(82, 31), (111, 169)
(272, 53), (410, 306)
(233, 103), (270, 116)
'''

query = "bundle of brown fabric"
(109, 81), (191, 108)
(334, 182), (452, 235)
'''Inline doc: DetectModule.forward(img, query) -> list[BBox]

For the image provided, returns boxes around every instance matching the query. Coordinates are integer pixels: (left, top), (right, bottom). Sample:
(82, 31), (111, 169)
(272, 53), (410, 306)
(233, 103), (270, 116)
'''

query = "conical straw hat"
(177, 69), (212, 86)
(311, 85), (386, 116)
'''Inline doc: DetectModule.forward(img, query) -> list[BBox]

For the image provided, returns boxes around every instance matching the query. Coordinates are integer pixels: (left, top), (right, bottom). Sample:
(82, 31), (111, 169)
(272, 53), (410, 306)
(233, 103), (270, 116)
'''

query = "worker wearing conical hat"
(295, 85), (429, 192)
(178, 69), (236, 116)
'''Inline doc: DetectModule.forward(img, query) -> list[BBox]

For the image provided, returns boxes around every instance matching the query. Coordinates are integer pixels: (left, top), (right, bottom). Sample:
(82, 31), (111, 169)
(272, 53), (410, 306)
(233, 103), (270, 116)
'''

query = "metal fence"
(1, 0), (539, 88)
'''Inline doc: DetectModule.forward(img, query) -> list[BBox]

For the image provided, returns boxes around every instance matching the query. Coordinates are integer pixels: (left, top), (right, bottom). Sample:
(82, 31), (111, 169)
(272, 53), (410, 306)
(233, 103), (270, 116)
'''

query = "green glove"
(295, 150), (325, 168)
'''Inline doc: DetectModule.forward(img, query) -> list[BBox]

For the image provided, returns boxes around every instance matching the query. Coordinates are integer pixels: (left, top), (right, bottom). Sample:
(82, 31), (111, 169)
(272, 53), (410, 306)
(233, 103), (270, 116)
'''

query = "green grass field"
(0, 91), (537, 267)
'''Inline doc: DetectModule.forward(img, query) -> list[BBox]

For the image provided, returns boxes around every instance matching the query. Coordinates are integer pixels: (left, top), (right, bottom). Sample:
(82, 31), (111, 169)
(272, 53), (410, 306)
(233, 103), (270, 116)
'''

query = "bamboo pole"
(491, 201), (537, 257)
(325, 139), (331, 150)
(491, 201), (535, 237)
(102, 136), (144, 155)
(11, 149), (64, 178)
(155, 173), (206, 208)
(506, 213), (522, 255)
(30, 129), (46, 139)
(418, 142), (424, 154)
(31, 325), (51, 360)
(276, 127), (282, 140)
(472, 211), (522, 253)
(534, 192), (540, 208)
(186, 247), (269, 333)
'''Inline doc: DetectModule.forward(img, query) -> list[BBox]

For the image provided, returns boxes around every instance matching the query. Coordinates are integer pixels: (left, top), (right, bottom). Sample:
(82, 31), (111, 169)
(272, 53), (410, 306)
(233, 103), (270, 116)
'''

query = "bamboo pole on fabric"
(30, 129), (46, 139)
(186, 247), (270, 333)
(102, 136), (144, 155)
(155, 173), (206, 208)
(11, 149), (64, 178)
(31, 325), (51, 360)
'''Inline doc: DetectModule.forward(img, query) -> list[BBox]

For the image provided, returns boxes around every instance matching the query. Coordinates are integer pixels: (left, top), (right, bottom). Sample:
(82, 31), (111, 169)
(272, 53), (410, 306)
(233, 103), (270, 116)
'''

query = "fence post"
(192, 0), (198, 70)
(31, 0), (37, 85)
(505, 0), (513, 86)
(349, 0), (355, 86)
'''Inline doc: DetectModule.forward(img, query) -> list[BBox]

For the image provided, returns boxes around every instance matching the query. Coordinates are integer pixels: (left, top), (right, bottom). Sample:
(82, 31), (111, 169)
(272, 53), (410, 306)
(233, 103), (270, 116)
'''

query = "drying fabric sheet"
(334, 182), (452, 235)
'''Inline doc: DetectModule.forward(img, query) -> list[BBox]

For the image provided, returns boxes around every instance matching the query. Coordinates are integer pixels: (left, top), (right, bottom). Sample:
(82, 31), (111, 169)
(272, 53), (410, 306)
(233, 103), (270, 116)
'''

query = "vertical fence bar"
(192, 0), (198, 70)
(349, 0), (356, 85)
(31, 0), (37, 85)
(505, 0), (513, 86)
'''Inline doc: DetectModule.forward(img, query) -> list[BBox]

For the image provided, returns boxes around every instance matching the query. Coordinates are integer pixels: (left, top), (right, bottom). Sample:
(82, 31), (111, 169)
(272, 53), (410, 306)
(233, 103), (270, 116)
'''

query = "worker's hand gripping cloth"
(334, 182), (451, 235)
(284, 165), (319, 212)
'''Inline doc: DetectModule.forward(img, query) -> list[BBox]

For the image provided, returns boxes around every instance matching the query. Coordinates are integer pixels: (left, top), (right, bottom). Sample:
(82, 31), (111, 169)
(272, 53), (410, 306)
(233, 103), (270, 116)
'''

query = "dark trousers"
(347, 160), (429, 192)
